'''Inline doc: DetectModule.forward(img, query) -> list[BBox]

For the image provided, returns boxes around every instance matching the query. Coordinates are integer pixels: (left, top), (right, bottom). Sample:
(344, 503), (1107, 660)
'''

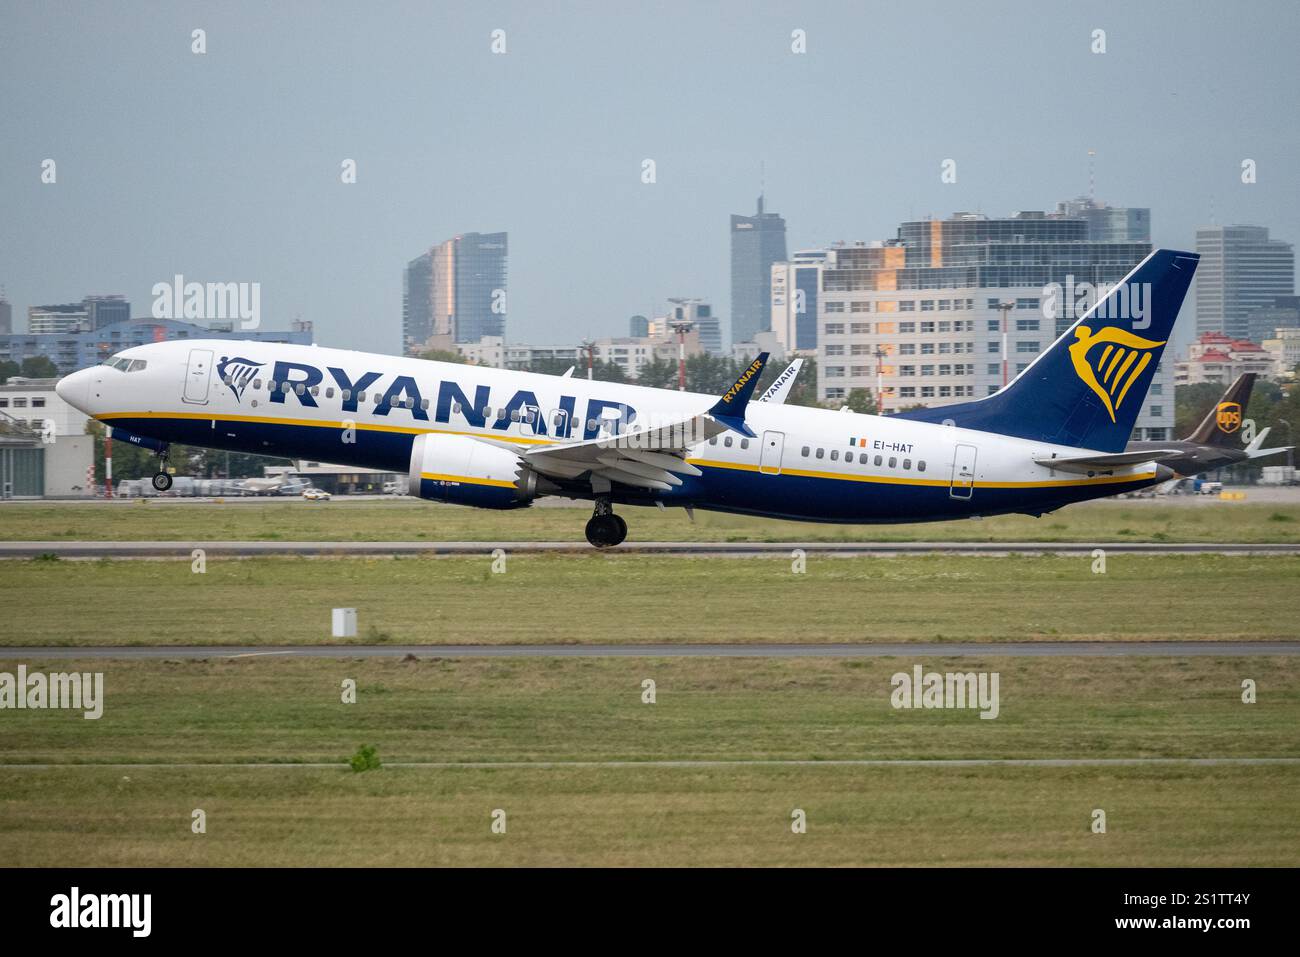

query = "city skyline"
(2, 2), (1298, 355)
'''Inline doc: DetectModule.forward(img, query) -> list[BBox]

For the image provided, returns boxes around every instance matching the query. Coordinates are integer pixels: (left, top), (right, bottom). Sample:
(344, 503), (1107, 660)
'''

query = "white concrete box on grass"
(332, 608), (357, 638)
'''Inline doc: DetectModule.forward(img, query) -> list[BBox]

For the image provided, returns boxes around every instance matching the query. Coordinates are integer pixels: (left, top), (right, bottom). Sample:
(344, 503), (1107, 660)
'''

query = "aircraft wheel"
(152, 472), (173, 492)
(585, 514), (624, 548)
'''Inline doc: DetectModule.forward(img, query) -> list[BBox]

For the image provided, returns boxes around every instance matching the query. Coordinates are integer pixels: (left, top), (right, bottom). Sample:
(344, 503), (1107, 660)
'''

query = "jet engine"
(406, 432), (538, 509)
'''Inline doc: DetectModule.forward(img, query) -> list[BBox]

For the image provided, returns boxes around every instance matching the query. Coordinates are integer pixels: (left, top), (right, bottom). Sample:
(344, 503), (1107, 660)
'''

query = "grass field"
(3, 657), (1296, 763)
(2, 553), (1296, 646)
(1, 657), (1296, 866)
(4, 764), (1296, 866)
(3, 498), (1299, 543)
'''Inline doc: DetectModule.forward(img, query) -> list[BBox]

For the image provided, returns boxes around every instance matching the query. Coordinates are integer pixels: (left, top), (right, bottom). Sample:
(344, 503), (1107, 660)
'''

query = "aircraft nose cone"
(55, 368), (91, 412)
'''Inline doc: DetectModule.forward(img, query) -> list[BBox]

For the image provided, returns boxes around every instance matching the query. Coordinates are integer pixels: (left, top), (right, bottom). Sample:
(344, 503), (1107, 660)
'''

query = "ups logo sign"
(1216, 401), (1242, 434)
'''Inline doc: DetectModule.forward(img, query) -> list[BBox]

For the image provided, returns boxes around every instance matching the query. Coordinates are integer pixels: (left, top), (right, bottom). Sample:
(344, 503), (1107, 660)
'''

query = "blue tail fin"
(895, 249), (1198, 452)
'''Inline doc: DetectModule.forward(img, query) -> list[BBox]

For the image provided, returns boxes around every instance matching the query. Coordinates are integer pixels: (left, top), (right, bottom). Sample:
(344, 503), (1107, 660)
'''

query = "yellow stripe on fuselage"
(95, 411), (553, 446)
(688, 457), (1155, 489)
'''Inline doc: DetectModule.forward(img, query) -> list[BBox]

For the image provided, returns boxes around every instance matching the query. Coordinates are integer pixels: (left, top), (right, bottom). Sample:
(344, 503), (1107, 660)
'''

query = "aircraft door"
(949, 442), (977, 499)
(182, 348), (214, 405)
(759, 430), (785, 475)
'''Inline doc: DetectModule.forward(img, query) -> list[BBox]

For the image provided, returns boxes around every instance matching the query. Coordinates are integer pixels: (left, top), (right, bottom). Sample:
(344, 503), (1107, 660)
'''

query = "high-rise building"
(628, 315), (649, 338)
(1244, 294), (1300, 344)
(1195, 225), (1295, 339)
(1053, 196), (1150, 243)
(84, 295), (131, 329)
(28, 303), (89, 335)
(814, 210), (1174, 439)
(730, 196), (787, 348)
(770, 249), (828, 352)
(403, 231), (508, 353)
(0, 294), (11, 335)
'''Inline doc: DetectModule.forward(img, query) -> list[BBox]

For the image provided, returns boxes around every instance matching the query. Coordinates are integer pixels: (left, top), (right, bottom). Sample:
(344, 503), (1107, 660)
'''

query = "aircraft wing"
(522, 353), (769, 491)
(1033, 449), (1183, 473)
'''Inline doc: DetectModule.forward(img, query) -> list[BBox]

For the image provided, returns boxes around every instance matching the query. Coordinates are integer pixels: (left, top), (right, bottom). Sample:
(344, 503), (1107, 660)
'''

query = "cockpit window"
(127, 359), (147, 372)
(102, 355), (145, 371)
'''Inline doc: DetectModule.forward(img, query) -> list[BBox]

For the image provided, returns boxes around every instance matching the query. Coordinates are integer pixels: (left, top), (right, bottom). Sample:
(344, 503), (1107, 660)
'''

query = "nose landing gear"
(151, 446), (173, 492)
(585, 495), (627, 548)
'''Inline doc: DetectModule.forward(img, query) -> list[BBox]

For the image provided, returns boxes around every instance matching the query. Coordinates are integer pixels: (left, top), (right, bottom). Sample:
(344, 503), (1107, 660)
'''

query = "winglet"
(707, 352), (769, 437)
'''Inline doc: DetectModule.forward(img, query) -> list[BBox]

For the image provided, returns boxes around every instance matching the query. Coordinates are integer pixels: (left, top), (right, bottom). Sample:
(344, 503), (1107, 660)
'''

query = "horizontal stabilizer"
(1033, 449), (1182, 473)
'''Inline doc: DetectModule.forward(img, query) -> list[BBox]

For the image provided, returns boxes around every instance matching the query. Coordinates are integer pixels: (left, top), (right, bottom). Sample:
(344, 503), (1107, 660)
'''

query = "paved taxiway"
(3, 641), (1297, 659)
(4, 540), (1299, 558)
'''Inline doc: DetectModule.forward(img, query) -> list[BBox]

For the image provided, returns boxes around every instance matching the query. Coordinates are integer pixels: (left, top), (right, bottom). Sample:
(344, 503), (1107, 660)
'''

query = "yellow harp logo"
(1067, 326), (1167, 423)
(1216, 401), (1242, 433)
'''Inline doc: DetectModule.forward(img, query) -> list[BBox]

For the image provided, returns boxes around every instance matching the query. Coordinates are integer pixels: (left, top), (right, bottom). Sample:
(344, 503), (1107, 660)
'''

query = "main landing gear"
(151, 446), (173, 492)
(585, 495), (627, 548)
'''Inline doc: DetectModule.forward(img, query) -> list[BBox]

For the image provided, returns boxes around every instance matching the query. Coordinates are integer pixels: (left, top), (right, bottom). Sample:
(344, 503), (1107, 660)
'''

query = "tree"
(635, 356), (678, 390)
(20, 356), (59, 379)
(0, 360), (19, 384)
(417, 349), (470, 365)
(521, 357), (579, 377)
(844, 387), (876, 414)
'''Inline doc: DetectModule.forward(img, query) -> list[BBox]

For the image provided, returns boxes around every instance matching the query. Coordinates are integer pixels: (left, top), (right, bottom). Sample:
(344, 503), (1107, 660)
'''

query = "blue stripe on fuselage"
(103, 415), (1155, 522)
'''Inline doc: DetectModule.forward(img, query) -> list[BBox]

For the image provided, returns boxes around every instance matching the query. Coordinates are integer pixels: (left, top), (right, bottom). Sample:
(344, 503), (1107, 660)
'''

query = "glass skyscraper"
(403, 231), (508, 353)
(1195, 225), (1295, 340)
(730, 196), (786, 348)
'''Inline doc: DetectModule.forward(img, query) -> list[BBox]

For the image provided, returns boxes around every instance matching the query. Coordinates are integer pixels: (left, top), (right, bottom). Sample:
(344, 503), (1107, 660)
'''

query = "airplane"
(1124, 372), (1291, 476)
(56, 248), (1197, 548)
(232, 472), (310, 496)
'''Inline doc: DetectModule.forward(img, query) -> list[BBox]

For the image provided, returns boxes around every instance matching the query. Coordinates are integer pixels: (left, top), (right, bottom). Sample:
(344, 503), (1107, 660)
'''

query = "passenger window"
(831, 450), (839, 461)
(295, 384), (305, 395)
(815, 448), (824, 459)
(310, 386), (319, 396)
(903, 459), (911, 469)
(801, 446), (810, 457)
(511, 409), (521, 422)
(268, 380), (277, 391)
(709, 436), (717, 445)
(918, 461), (926, 472)
(223, 375), (233, 385)
(390, 395), (399, 407)
(740, 438), (749, 450)
(724, 436), (733, 447)
(452, 402), (462, 414)
(358, 392), (366, 402)
(282, 383), (292, 394)
(484, 407), (494, 419)
(889, 456), (897, 468)
(846, 452), (855, 464)
(325, 387), (334, 399)
(341, 389), (351, 402)
(874, 455), (882, 466)
(421, 398), (430, 411)
(253, 379), (262, 390)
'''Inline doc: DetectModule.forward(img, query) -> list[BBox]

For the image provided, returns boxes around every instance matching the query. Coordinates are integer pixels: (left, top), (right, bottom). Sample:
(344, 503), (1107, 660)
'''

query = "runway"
(3, 641), (1298, 659)
(3, 540), (1299, 558)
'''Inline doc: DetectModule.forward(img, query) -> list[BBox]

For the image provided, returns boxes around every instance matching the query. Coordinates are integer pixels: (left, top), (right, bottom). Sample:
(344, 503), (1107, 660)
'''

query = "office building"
(1195, 225), (1295, 339)
(770, 249), (828, 352)
(1175, 332), (1275, 386)
(813, 210), (1173, 439)
(404, 232), (508, 353)
(0, 317), (312, 376)
(730, 196), (787, 348)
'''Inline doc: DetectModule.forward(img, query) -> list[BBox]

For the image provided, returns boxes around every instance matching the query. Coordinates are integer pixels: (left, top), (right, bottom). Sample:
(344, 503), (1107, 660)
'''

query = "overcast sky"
(2, 0), (1297, 354)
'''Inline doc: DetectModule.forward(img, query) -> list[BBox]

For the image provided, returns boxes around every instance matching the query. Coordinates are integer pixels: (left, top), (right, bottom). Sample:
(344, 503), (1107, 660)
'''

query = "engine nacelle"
(407, 433), (537, 509)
